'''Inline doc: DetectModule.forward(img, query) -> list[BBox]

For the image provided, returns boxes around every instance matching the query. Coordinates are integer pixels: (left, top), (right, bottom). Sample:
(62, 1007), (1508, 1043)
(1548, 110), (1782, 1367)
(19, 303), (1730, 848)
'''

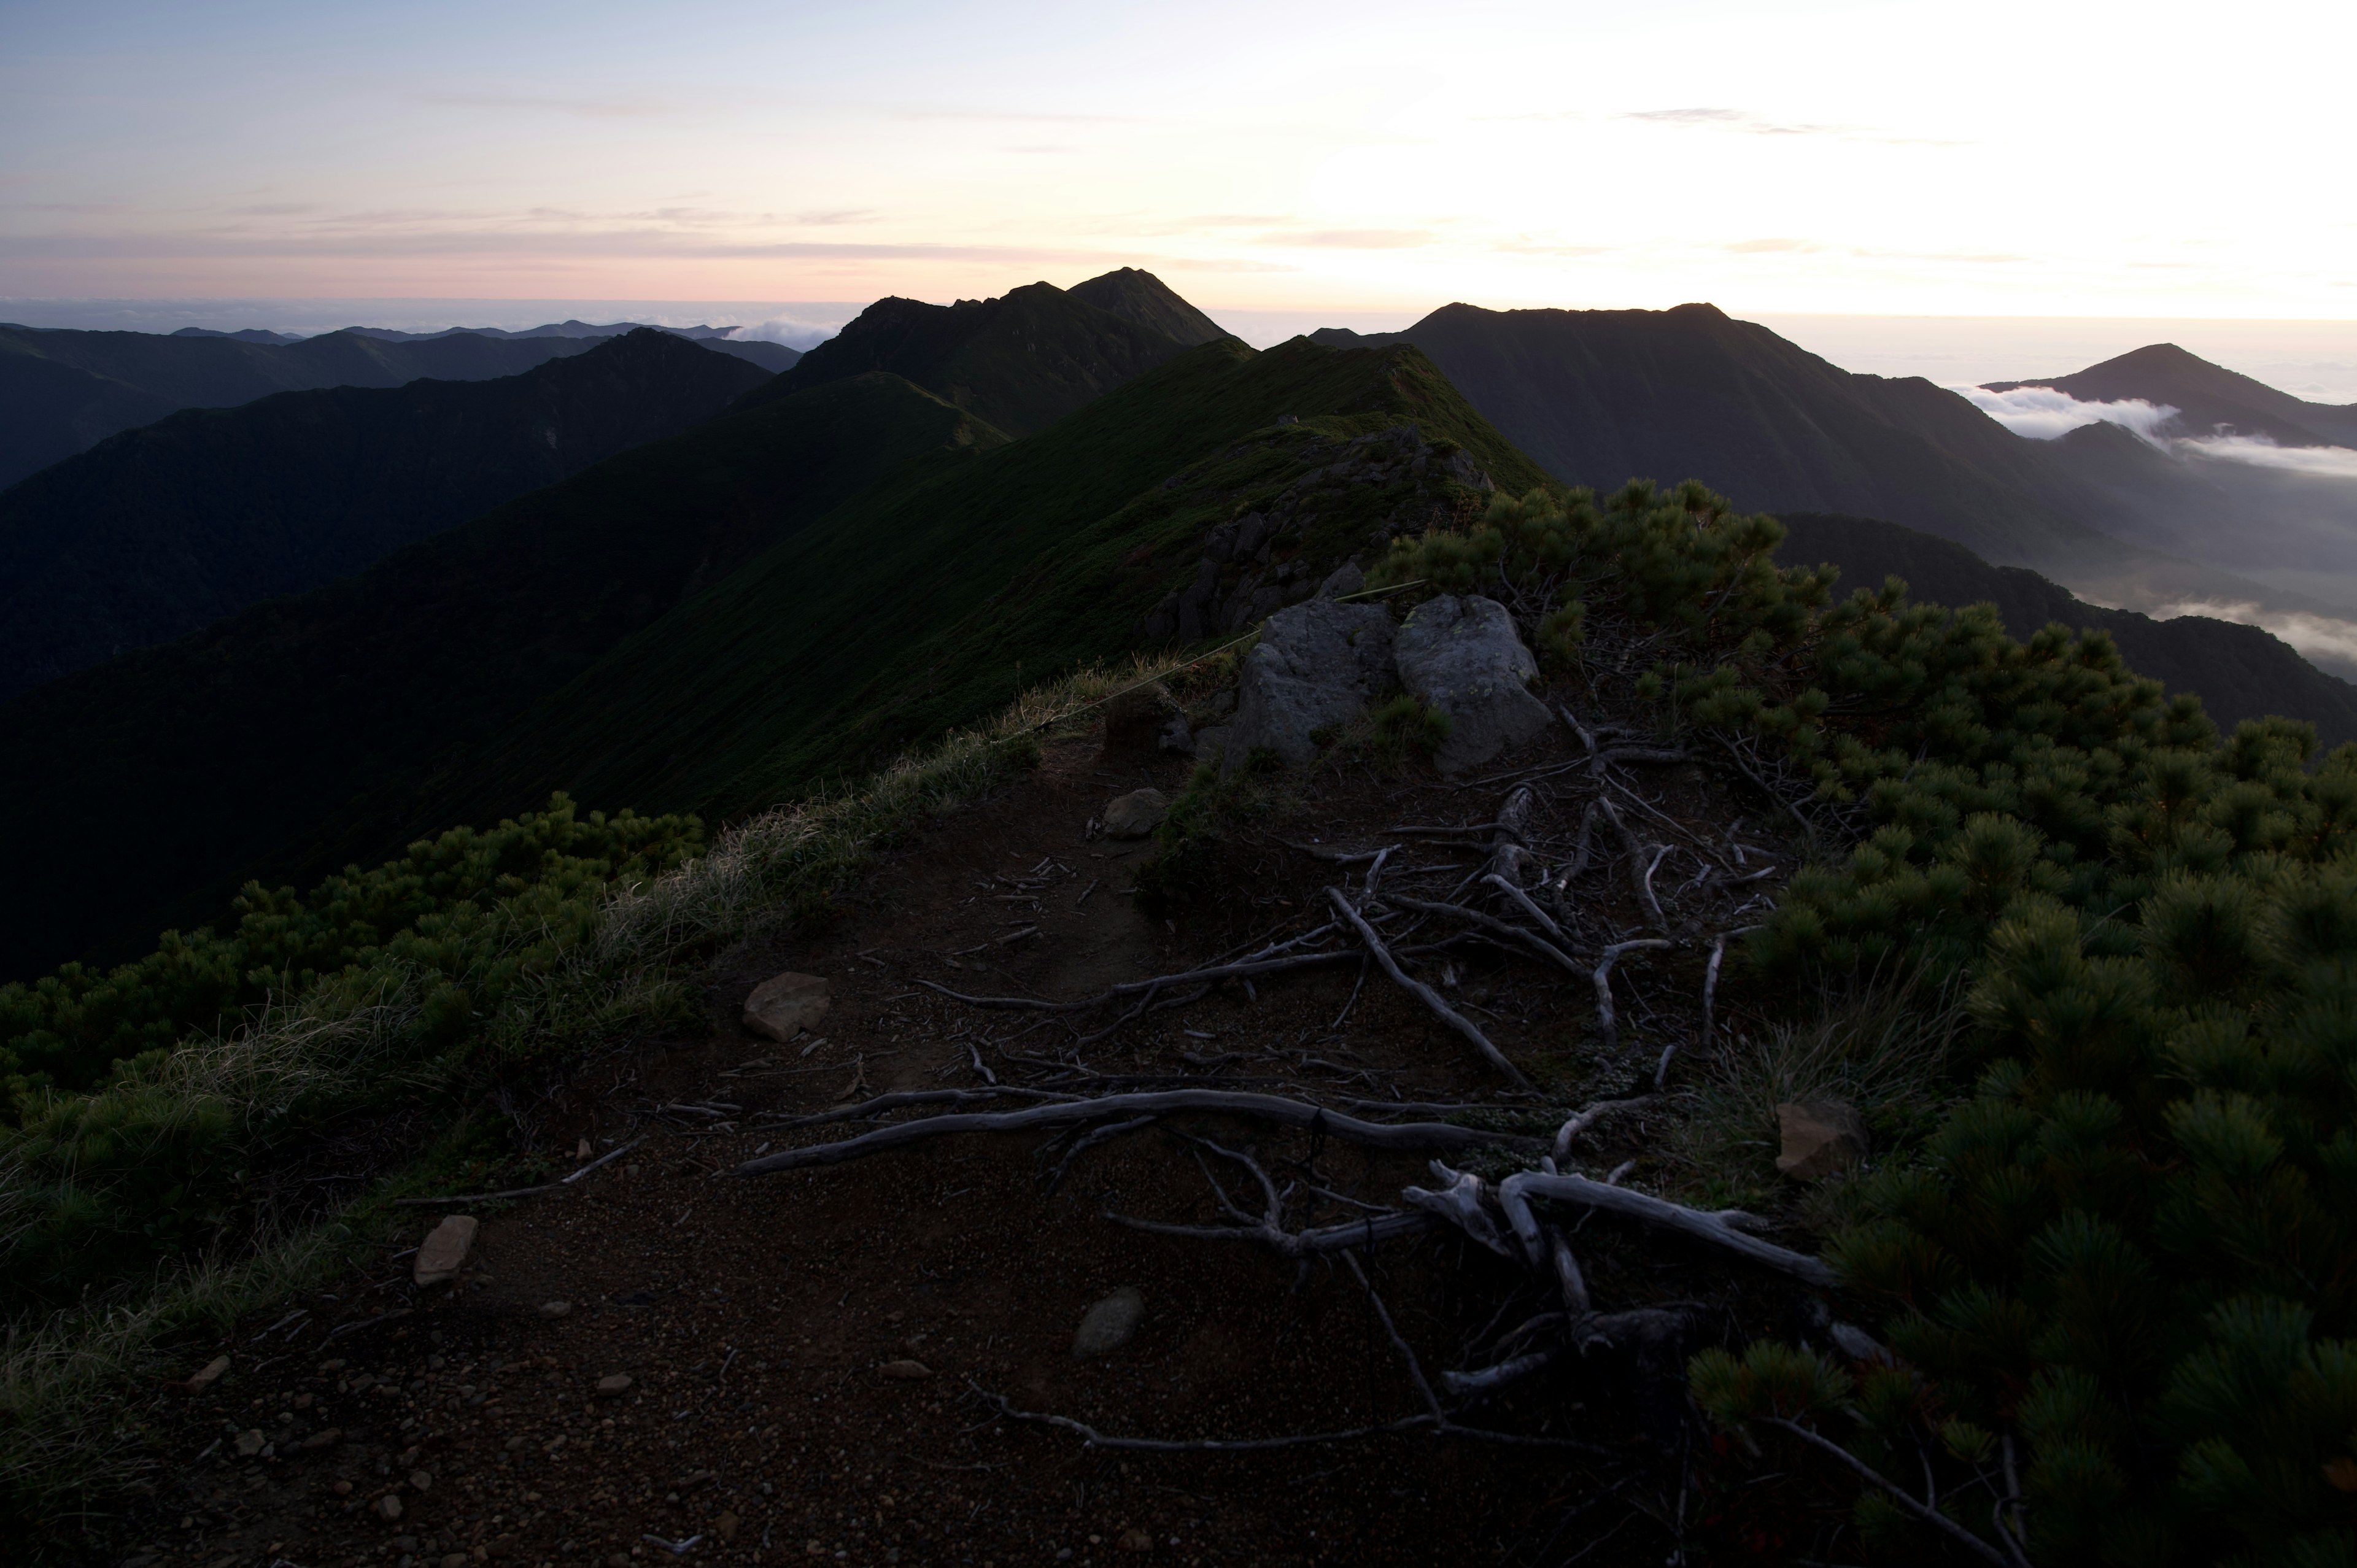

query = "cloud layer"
(1959, 384), (2180, 442)
(2151, 600), (2357, 671)
(1964, 385), (2357, 476)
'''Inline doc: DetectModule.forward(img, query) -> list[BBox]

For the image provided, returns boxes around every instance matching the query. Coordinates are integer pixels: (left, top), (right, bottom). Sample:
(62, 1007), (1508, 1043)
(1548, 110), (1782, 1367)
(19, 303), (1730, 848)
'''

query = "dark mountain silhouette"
(1987, 343), (2357, 447)
(1777, 512), (2357, 744)
(1067, 268), (1232, 346)
(0, 324), (617, 488)
(0, 330), (772, 701)
(753, 271), (1204, 434)
(1309, 303), (2347, 631)
(0, 333), (1537, 979)
(0, 370), (1000, 976)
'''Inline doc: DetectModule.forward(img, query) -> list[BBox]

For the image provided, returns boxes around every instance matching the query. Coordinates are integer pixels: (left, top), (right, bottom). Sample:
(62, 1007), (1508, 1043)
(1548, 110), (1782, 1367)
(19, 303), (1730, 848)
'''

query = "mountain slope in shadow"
(1776, 511), (2357, 744)
(0, 330), (771, 700)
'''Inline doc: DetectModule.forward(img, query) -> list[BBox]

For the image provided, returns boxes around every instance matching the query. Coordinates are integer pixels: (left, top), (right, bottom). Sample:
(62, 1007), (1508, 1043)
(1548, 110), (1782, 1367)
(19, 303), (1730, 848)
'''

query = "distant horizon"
(10, 295), (2357, 401)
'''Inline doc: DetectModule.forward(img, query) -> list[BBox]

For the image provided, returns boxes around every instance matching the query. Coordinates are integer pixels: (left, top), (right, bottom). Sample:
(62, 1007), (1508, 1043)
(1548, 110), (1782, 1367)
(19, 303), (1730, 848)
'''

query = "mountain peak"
(1066, 268), (1229, 346)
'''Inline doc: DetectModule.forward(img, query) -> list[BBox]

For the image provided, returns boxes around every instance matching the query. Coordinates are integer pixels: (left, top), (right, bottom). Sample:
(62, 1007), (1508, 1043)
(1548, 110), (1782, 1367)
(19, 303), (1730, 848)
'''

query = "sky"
(4, 0), (2354, 323)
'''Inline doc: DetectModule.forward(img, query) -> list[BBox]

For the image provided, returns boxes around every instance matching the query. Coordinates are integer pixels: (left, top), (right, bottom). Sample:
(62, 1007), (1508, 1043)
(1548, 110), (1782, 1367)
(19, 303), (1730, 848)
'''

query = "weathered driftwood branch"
(1279, 840), (1401, 865)
(1590, 939), (1673, 1052)
(1493, 1169), (1837, 1288)
(731, 1090), (1539, 1176)
(1401, 1166), (1515, 1257)
(1484, 871), (1569, 944)
(916, 945), (1354, 1013)
(1550, 1095), (1658, 1164)
(1107, 1206), (1430, 1258)
(1385, 894), (1581, 975)
(756, 1087), (1072, 1132)
(1325, 886), (1539, 1092)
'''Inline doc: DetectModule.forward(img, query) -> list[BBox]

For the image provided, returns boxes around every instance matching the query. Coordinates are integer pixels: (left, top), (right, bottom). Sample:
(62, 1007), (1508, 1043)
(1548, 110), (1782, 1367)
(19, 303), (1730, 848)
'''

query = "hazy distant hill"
(1776, 511), (2357, 745)
(0, 325), (611, 487)
(757, 270), (1207, 434)
(1989, 342), (2357, 447)
(0, 330), (772, 701)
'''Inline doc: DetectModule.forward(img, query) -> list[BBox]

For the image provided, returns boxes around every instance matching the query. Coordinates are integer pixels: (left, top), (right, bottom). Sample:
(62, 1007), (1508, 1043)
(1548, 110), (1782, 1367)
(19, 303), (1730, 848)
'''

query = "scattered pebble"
(538, 1300), (573, 1319)
(877, 1359), (932, 1380)
(233, 1429), (265, 1458)
(375, 1494), (403, 1522)
(185, 1354), (230, 1391)
(1073, 1288), (1145, 1358)
(595, 1373), (634, 1396)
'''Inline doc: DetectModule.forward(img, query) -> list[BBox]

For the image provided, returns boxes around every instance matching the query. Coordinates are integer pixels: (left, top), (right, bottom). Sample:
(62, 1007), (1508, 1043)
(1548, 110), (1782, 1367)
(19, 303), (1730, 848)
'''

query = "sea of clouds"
(1960, 384), (2357, 479)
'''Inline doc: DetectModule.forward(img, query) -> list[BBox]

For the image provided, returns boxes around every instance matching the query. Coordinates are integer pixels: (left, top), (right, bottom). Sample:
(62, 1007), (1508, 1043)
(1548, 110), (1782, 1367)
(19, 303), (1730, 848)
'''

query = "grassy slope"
(0, 331), (770, 700)
(1776, 511), (2357, 744)
(1066, 267), (1233, 346)
(749, 279), (1198, 436)
(0, 373), (994, 978)
(425, 336), (1550, 824)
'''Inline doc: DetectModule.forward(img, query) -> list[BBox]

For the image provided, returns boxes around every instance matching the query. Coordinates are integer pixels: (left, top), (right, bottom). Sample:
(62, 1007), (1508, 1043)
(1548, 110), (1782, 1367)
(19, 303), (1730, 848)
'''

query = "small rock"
(595, 1373), (634, 1397)
(300, 1426), (342, 1451)
(877, 1360), (932, 1380)
(538, 1300), (572, 1319)
(186, 1354), (230, 1391)
(1775, 1100), (1868, 1181)
(1395, 594), (1551, 774)
(376, 1494), (404, 1522)
(713, 1513), (740, 1544)
(575, 1138), (591, 1160)
(333, 1479), (354, 1496)
(234, 1428), (265, 1458)
(1157, 714), (1194, 755)
(1118, 1527), (1155, 1552)
(1073, 1288), (1145, 1359)
(412, 1215), (479, 1288)
(443, 1555), (470, 1568)
(1101, 788), (1170, 840)
(608, 1556), (633, 1568)
(409, 1469), (433, 1491)
(742, 971), (830, 1042)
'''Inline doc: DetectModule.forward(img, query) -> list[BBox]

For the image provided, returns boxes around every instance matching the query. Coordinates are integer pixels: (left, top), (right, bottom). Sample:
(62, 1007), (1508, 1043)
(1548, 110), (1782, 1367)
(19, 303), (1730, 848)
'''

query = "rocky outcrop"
(1395, 595), (1551, 774)
(1220, 598), (1399, 772)
(1140, 423), (1498, 643)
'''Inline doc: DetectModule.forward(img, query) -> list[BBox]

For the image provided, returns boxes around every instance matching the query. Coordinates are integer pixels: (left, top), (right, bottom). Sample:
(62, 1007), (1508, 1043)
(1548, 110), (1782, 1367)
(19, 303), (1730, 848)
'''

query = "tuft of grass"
(1674, 973), (1964, 1213)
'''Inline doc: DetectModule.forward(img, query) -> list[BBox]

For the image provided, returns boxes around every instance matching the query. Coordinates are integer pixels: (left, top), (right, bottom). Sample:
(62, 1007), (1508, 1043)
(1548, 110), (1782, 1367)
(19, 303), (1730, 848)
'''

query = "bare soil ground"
(120, 716), (1824, 1568)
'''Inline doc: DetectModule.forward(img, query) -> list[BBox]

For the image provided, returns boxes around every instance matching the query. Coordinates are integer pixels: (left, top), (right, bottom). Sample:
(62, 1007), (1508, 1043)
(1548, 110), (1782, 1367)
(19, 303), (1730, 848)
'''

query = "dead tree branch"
(1325, 886), (1538, 1093)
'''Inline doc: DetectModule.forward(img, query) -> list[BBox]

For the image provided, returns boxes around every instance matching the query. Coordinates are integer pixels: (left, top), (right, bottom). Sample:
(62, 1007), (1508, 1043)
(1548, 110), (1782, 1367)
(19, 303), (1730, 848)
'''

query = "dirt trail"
(127, 727), (1770, 1568)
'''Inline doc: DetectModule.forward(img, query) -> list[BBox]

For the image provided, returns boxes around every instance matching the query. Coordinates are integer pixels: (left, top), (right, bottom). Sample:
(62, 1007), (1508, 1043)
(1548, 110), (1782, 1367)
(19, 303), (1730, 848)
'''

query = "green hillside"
(0, 324), (616, 488)
(753, 272), (1203, 434)
(1067, 266), (1233, 345)
(0, 372), (996, 976)
(0, 330), (769, 700)
(431, 335), (1544, 825)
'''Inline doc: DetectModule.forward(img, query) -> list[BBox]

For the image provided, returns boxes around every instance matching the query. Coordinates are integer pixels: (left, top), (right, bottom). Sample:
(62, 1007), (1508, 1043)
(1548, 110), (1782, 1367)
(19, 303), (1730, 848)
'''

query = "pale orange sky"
(5, 0), (2353, 320)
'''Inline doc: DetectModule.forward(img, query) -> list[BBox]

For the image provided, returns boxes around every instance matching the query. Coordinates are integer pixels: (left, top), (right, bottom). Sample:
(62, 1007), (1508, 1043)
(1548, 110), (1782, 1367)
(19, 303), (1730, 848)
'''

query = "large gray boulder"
(1396, 594), (1551, 774)
(1220, 598), (1398, 773)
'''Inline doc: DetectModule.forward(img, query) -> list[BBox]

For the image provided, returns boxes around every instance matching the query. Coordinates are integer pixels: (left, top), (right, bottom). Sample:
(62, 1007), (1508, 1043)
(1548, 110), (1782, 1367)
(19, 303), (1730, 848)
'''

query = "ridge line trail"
(144, 731), (1668, 1568)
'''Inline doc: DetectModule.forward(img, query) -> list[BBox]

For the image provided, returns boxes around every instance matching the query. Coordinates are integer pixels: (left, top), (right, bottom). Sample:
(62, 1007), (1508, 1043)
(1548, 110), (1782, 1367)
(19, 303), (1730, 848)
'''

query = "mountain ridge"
(0, 330), (772, 700)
